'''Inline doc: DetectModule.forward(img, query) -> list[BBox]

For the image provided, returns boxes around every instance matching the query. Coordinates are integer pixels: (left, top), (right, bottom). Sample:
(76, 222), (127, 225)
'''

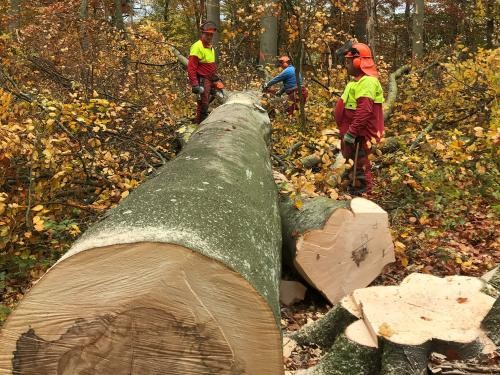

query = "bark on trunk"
(412, 0), (424, 59)
(298, 321), (380, 375)
(280, 196), (395, 304)
(288, 295), (360, 349)
(0, 93), (283, 374)
(207, 0), (220, 55)
(384, 65), (410, 121)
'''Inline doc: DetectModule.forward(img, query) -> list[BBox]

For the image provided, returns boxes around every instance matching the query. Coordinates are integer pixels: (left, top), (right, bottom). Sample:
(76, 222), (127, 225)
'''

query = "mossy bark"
(296, 334), (380, 375)
(381, 340), (430, 375)
(482, 297), (500, 347)
(288, 301), (358, 349)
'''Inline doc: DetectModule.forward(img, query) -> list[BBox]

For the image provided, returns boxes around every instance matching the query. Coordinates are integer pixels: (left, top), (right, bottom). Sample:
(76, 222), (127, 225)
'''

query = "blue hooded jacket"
(266, 65), (303, 94)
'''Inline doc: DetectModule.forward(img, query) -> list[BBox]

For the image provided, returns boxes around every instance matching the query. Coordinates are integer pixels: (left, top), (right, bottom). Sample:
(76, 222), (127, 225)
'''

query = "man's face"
(201, 32), (214, 44)
(345, 57), (357, 76)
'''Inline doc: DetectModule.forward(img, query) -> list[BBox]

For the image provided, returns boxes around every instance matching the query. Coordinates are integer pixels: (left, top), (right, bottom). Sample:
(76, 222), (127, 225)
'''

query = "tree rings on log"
(281, 196), (394, 304)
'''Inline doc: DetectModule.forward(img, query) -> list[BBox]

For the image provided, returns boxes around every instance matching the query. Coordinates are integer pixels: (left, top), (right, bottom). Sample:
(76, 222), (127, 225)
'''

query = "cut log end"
(0, 243), (282, 374)
(294, 197), (394, 304)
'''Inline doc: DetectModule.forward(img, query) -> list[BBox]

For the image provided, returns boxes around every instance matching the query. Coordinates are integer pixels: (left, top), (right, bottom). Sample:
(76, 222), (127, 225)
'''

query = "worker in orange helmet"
(334, 41), (384, 196)
(187, 21), (220, 124)
(263, 56), (308, 117)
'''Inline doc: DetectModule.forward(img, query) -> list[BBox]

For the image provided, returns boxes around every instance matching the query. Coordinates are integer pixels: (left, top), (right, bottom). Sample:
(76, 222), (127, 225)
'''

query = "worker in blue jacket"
(263, 56), (308, 116)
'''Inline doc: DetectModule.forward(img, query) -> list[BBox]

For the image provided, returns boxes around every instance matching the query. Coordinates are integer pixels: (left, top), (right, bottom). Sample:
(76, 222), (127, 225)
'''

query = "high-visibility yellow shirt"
(341, 75), (384, 110)
(189, 40), (215, 63)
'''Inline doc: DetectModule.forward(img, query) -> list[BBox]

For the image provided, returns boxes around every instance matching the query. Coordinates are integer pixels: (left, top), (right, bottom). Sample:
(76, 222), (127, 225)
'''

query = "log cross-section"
(280, 196), (395, 304)
(0, 93), (284, 375)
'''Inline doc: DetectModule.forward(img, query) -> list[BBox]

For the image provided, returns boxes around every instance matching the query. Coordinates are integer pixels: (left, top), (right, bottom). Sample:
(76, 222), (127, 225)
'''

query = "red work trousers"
(286, 86), (308, 116)
(340, 136), (373, 195)
(195, 77), (214, 124)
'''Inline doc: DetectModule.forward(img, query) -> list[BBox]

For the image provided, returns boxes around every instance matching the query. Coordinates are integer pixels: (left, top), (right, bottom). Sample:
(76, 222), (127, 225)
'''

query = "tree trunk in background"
(404, 0), (411, 59)
(365, 0), (376, 56)
(200, 0), (207, 23)
(0, 93), (284, 374)
(162, 0), (170, 35)
(412, 0), (424, 59)
(353, 1), (366, 42)
(9, 0), (20, 40)
(113, 0), (125, 30)
(79, 0), (89, 50)
(259, 2), (278, 65)
(207, 0), (220, 55)
(485, 0), (495, 48)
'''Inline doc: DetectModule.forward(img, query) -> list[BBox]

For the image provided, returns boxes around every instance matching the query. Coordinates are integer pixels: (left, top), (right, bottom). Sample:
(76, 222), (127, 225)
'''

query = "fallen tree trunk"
(280, 196), (395, 304)
(0, 93), (283, 375)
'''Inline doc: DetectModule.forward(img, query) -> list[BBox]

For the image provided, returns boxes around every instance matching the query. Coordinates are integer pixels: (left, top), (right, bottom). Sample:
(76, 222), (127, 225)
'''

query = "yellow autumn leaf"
(34, 221), (45, 232)
(394, 241), (406, 253)
(418, 215), (429, 225)
(378, 322), (395, 338)
(32, 204), (44, 212)
(401, 257), (409, 267)
(0, 202), (5, 215)
(121, 190), (129, 199)
(294, 199), (303, 210)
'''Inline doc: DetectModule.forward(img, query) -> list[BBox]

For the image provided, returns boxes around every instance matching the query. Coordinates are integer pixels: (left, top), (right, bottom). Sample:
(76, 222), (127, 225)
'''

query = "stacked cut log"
(286, 271), (499, 375)
(280, 196), (395, 304)
(0, 93), (284, 375)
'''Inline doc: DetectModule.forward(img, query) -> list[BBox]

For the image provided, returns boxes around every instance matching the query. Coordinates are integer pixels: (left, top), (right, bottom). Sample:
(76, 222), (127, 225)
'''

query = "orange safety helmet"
(200, 21), (217, 34)
(278, 56), (291, 67)
(345, 43), (378, 77)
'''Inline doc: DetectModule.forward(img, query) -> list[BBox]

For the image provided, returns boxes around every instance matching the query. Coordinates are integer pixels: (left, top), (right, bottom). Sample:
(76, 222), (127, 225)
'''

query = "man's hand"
(192, 86), (204, 94)
(343, 133), (356, 144)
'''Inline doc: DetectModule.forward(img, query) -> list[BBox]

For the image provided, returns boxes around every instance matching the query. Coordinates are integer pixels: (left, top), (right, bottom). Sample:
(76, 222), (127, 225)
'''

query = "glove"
(192, 86), (204, 94)
(343, 133), (356, 144)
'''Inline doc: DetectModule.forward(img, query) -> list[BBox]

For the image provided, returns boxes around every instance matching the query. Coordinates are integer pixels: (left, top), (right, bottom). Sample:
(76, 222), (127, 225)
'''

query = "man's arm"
(187, 55), (200, 87)
(265, 70), (287, 88)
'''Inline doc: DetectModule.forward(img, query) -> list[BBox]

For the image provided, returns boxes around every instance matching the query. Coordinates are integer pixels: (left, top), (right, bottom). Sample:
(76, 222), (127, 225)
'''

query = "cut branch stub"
(280, 196), (395, 304)
(0, 93), (283, 375)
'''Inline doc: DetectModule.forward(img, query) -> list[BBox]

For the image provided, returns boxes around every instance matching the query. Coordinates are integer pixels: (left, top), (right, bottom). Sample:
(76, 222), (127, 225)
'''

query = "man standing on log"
(263, 56), (308, 117)
(335, 42), (384, 196)
(188, 21), (219, 124)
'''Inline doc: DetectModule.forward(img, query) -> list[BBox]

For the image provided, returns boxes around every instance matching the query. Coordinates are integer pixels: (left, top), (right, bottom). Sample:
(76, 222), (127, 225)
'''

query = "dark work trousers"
(196, 77), (213, 124)
(341, 136), (373, 195)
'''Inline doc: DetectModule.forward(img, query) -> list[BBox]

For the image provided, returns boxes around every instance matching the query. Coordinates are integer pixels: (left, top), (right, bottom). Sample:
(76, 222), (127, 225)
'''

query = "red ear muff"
(353, 57), (361, 69)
